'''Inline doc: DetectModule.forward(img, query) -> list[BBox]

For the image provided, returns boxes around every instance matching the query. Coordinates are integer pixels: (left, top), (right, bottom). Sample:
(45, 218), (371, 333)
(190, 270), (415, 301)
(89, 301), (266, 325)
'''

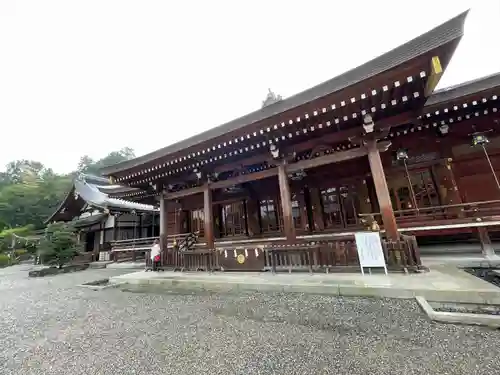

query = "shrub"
(0, 254), (12, 267)
(38, 222), (82, 268)
(0, 225), (37, 253)
(14, 249), (27, 256)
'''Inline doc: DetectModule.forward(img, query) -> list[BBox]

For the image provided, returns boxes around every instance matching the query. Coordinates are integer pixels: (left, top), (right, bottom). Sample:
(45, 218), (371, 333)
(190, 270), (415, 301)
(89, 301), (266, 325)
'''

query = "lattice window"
(320, 186), (360, 229)
(189, 209), (204, 236)
(259, 199), (280, 233)
(291, 199), (302, 229)
(221, 201), (246, 237)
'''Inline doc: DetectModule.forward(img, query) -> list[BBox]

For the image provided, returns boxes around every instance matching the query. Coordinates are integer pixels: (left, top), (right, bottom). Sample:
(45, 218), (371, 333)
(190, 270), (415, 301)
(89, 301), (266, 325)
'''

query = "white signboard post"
(354, 232), (388, 275)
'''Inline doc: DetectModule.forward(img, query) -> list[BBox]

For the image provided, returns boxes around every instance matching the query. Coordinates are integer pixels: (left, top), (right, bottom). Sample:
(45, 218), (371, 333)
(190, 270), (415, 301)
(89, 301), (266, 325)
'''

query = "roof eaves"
(425, 72), (500, 108)
(101, 10), (469, 176)
(44, 186), (76, 224)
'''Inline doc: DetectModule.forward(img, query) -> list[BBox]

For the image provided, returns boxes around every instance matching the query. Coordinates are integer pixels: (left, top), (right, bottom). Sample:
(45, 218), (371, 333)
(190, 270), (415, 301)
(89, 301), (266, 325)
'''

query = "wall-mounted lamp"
(270, 144), (280, 159)
(396, 148), (409, 161)
(472, 131), (500, 192)
(438, 124), (449, 135)
(472, 133), (489, 147)
(363, 114), (375, 134)
(193, 168), (202, 179)
(396, 148), (418, 212)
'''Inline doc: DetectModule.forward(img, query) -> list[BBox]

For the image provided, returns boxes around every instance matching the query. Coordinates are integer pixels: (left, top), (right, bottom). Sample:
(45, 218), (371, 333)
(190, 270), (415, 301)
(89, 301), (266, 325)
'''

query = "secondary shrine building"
(96, 11), (500, 265)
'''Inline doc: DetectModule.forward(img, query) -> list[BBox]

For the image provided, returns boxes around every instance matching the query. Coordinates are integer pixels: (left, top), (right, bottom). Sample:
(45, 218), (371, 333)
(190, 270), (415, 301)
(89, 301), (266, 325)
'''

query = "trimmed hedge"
(0, 254), (12, 267)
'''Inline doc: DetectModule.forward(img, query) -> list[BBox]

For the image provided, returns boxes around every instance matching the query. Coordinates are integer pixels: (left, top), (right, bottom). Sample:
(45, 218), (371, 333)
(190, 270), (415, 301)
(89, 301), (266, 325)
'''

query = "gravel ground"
(0, 265), (499, 374)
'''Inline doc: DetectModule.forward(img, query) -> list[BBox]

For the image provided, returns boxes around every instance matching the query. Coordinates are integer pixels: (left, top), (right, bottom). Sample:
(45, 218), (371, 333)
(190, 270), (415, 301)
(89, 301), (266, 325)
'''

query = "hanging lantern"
(438, 124), (449, 135)
(193, 168), (202, 179)
(363, 114), (375, 133)
(472, 133), (489, 147)
(396, 148), (409, 161)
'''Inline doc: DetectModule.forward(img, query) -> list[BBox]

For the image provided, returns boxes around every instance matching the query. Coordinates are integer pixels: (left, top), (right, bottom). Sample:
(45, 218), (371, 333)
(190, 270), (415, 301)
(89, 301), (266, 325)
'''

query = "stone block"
(415, 296), (500, 328)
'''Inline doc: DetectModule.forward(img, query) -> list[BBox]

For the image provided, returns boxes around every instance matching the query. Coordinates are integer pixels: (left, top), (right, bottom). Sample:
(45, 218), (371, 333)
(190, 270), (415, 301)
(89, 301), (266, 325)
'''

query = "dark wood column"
(296, 190), (310, 232)
(203, 185), (215, 249)
(137, 214), (143, 239)
(112, 214), (118, 241)
(356, 178), (373, 215)
(309, 187), (325, 231)
(159, 194), (168, 251)
(278, 164), (296, 242)
(434, 158), (463, 216)
(246, 199), (261, 236)
(366, 141), (399, 240)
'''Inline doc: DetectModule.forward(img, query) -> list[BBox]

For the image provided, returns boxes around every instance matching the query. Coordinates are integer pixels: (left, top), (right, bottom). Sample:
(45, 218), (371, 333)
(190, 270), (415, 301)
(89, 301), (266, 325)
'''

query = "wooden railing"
(147, 234), (422, 273)
(145, 233), (200, 269)
(110, 233), (191, 262)
(359, 200), (500, 224)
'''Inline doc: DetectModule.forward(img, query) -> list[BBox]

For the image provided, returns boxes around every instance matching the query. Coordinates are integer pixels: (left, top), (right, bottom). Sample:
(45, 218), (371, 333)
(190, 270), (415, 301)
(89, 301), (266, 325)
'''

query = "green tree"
(77, 147), (135, 176)
(38, 222), (82, 268)
(0, 148), (136, 230)
(0, 225), (36, 252)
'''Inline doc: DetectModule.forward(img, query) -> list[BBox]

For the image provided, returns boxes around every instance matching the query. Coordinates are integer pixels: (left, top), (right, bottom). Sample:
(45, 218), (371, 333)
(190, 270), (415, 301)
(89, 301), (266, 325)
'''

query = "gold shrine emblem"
(236, 254), (246, 264)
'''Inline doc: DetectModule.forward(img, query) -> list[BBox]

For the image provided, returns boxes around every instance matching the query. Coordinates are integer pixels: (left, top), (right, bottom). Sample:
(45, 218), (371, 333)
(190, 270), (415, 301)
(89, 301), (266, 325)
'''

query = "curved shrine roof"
(101, 10), (469, 177)
(45, 174), (157, 224)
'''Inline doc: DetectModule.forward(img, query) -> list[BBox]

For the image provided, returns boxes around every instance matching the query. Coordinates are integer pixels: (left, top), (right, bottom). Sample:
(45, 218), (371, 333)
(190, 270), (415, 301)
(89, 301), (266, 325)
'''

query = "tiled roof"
(45, 174), (157, 224)
(74, 176), (158, 212)
(425, 72), (500, 107)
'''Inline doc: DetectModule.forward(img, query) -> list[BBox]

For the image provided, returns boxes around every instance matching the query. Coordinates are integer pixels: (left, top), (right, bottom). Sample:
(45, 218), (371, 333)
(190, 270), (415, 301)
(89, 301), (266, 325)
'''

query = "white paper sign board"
(354, 232), (387, 275)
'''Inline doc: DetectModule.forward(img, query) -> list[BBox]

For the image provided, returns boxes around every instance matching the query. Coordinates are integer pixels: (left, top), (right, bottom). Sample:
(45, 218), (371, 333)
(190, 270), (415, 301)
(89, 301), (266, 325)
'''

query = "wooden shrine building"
(46, 173), (159, 261)
(95, 11), (500, 271)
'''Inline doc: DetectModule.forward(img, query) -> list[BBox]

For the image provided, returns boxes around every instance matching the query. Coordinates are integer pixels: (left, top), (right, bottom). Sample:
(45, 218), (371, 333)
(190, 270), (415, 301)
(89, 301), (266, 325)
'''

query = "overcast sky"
(0, 0), (498, 173)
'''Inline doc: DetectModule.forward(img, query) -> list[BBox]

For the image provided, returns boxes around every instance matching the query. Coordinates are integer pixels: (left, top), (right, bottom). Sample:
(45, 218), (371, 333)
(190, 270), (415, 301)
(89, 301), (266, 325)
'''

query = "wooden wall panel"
(458, 174), (500, 202)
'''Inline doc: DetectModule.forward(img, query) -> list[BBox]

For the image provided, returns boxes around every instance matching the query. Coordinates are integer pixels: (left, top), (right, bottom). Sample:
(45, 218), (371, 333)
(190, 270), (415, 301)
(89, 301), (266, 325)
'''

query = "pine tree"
(38, 222), (82, 268)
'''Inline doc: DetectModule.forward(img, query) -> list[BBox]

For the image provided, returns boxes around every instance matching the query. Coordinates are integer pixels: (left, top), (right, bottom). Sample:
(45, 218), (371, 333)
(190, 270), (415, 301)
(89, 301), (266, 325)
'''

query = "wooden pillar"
(112, 215), (117, 241)
(159, 195), (168, 251)
(434, 158), (463, 217)
(203, 185), (215, 249)
(309, 187), (325, 231)
(356, 178), (373, 214)
(296, 190), (309, 232)
(278, 164), (296, 242)
(366, 141), (399, 240)
(137, 214), (143, 238)
(246, 199), (260, 236)
(179, 209), (188, 234)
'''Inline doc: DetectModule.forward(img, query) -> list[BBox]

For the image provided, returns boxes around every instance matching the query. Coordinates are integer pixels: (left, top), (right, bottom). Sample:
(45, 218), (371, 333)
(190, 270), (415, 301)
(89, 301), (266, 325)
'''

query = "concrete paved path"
(110, 265), (500, 304)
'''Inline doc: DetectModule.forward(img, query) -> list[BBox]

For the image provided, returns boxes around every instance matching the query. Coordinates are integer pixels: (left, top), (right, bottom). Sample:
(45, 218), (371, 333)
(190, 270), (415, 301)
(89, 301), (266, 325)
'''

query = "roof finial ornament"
(261, 88), (283, 108)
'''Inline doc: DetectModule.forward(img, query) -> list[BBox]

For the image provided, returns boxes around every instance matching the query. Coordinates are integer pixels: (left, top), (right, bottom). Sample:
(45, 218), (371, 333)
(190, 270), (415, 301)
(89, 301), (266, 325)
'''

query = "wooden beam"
(159, 196), (168, 251)
(203, 185), (215, 249)
(287, 141), (391, 173)
(210, 168), (278, 189)
(211, 112), (414, 177)
(278, 164), (296, 242)
(366, 140), (399, 240)
(164, 185), (205, 200)
(424, 56), (443, 97)
(164, 168), (278, 200)
(214, 153), (273, 173)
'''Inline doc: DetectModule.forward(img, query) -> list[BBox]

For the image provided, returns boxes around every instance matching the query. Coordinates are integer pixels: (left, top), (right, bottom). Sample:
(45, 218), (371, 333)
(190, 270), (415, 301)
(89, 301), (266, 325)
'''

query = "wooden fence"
(147, 233), (422, 273)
